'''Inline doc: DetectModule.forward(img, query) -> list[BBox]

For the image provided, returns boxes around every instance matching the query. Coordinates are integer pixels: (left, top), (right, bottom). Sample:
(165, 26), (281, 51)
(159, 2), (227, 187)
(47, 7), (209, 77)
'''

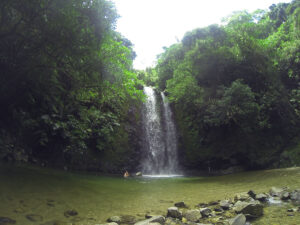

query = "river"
(0, 165), (300, 224)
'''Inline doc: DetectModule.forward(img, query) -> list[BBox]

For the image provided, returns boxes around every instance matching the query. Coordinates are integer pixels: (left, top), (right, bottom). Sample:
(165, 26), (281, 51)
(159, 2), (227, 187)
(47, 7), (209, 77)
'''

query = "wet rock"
(107, 216), (121, 224)
(247, 190), (256, 199)
(167, 207), (182, 219)
(269, 187), (286, 197)
(200, 208), (212, 217)
(174, 202), (186, 208)
(233, 201), (263, 218)
(228, 214), (246, 225)
(183, 209), (201, 222)
(220, 200), (231, 210)
(136, 172), (142, 176)
(26, 214), (43, 222)
(134, 216), (165, 225)
(287, 208), (296, 212)
(234, 193), (249, 202)
(214, 206), (224, 214)
(0, 217), (16, 225)
(255, 193), (268, 202)
(281, 191), (290, 200)
(64, 210), (78, 217)
(290, 189), (300, 204)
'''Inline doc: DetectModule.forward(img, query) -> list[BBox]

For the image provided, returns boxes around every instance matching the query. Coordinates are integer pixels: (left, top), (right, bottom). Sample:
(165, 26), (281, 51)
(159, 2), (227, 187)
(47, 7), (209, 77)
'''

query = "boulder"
(255, 193), (268, 202)
(200, 208), (212, 217)
(183, 209), (201, 222)
(136, 172), (142, 176)
(220, 200), (231, 210)
(228, 214), (246, 225)
(167, 207), (182, 219)
(174, 201), (186, 208)
(290, 189), (300, 204)
(234, 193), (250, 202)
(281, 191), (290, 200)
(233, 200), (263, 218)
(134, 216), (165, 225)
(269, 187), (286, 197)
(247, 190), (256, 199)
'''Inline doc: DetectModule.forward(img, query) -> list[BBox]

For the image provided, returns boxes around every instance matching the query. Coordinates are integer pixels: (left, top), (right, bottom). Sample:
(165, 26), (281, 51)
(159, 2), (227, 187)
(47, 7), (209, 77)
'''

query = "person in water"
(124, 170), (129, 178)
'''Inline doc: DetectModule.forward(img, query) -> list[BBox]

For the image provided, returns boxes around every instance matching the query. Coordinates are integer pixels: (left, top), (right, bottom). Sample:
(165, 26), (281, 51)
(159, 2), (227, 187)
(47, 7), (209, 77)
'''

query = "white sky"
(112, 0), (291, 70)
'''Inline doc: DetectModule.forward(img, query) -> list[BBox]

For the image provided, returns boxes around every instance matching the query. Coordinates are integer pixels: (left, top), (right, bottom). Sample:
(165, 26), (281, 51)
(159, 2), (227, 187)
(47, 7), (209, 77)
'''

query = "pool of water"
(0, 164), (300, 224)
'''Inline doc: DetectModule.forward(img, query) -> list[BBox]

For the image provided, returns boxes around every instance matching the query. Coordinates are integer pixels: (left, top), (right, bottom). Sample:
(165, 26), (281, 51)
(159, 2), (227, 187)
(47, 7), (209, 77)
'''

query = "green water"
(0, 165), (300, 225)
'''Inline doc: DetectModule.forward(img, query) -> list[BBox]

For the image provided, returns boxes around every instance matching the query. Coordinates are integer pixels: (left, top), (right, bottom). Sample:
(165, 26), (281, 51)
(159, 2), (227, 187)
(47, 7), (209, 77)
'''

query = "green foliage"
(153, 1), (300, 170)
(0, 0), (143, 170)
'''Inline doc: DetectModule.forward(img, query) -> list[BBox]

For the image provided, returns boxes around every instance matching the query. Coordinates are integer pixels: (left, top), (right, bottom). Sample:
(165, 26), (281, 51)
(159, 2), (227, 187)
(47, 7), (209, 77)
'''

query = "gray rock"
(174, 201), (186, 208)
(200, 208), (212, 217)
(228, 214), (246, 225)
(281, 191), (290, 200)
(255, 193), (268, 202)
(234, 193), (249, 202)
(107, 216), (121, 224)
(0, 217), (16, 224)
(25, 214), (43, 222)
(183, 209), (201, 222)
(269, 187), (286, 197)
(233, 201), (263, 218)
(134, 216), (165, 225)
(290, 189), (300, 203)
(220, 200), (231, 210)
(167, 207), (181, 219)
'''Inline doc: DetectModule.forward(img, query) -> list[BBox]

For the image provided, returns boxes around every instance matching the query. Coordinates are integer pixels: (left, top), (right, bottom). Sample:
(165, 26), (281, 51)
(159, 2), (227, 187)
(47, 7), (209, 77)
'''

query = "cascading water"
(161, 92), (179, 174)
(141, 86), (179, 175)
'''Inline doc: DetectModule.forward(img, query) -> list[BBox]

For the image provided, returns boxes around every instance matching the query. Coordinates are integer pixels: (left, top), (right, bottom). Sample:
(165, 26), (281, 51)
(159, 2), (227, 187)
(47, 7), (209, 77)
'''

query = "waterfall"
(141, 86), (179, 175)
(161, 92), (179, 174)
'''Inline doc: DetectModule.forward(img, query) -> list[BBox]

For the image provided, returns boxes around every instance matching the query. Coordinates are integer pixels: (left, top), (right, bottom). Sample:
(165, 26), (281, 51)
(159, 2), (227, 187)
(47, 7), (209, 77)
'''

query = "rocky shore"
(0, 187), (300, 225)
(105, 187), (300, 225)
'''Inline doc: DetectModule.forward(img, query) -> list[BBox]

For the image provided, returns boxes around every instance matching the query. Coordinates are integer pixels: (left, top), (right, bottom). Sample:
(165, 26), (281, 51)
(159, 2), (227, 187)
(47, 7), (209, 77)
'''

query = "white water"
(141, 86), (179, 175)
